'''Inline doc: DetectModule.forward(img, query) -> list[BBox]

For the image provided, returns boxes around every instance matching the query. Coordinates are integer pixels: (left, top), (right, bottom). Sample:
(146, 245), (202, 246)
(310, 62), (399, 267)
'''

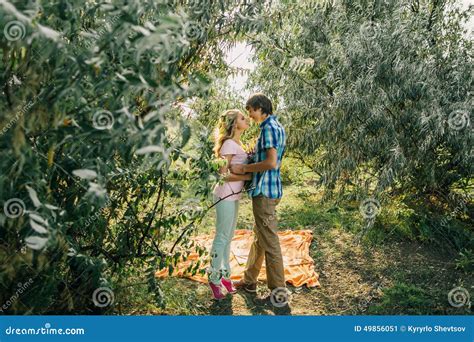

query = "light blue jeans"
(208, 196), (239, 285)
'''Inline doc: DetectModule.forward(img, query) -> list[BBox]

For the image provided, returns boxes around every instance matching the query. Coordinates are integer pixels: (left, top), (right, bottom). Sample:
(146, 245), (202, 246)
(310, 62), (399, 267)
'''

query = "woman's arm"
(218, 154), (233, 175)
(219, 155), (252, 182)
(225, 172), (252, 181)
(230, 148), (277, 174)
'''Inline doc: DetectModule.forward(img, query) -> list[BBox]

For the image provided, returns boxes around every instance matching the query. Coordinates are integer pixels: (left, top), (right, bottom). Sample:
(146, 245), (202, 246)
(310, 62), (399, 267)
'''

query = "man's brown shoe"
(234, 280), (257, 293)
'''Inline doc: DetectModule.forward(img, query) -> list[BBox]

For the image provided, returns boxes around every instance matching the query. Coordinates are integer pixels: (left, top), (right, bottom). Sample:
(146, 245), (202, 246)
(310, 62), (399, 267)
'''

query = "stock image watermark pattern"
(270, 287), (291, 308)
(4, 20), (26, 41)
(0, 278), (34, 313)
(3, 198), (26, 218)
(92, 287), (115, 308)
(447, 287), (470, 309)
(92, 110), (115, 130)
(447, 110), (470, 131)
(359, 198), (381, 219)
(4, 322), (85, 336)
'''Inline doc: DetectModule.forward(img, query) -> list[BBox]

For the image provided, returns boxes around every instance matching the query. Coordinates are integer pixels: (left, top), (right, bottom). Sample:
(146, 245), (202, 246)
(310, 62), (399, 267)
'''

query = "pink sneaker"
(209, 282), (225, 300)
(221, 278), (237, 294)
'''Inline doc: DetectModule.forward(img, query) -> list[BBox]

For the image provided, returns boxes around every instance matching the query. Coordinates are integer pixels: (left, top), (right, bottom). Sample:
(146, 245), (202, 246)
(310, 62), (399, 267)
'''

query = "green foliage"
(455, 248), (474, 273)
(280, 155), (315, 186)
(367, 283), (441, 315)
(0, 0), (266, 314)
(248, 0), (473, 248)
(250, 0), (472, 200)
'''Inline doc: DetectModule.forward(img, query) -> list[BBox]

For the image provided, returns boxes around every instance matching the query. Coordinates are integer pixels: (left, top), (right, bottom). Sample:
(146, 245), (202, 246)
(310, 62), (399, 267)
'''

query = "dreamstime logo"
(183, 21), (203, 41)
(187, 0), (209, 15)
(359, 198), (381, 219)
(439, 193), (471, 228)
(92, 287), (114, 307)
(263, 213), (276, 227)
(92, 110), (114, 130)
(1, 98), (37, 137)
(4, 322), (85, 335)
(357, 283), (383, 312)
(447, 110), (470, 131)
(84, 196), (112, 228)
(79, 14), (122, 50)
(447, 287), (471, 308)
(4, 20), (26, 41)
(3, 198), (26, 218)
(270, 287), (291, 307)
(0, 278), (34, 313)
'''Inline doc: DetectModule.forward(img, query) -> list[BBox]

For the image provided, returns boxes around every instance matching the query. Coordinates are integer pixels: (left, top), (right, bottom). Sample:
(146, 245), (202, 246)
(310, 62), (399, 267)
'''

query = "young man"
(230, 93), (287, 303)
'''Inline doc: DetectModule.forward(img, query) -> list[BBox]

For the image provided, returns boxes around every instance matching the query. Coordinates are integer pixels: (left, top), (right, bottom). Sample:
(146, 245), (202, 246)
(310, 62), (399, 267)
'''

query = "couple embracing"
(208, 93), (287, 305)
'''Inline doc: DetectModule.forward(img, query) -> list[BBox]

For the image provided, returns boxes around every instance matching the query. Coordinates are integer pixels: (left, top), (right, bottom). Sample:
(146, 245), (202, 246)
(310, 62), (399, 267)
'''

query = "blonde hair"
(213, 109), (242, 157)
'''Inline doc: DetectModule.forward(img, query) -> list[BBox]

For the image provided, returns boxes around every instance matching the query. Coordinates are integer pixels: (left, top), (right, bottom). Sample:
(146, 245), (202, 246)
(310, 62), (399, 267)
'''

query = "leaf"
(73, 169), (98, 180)
(131, 25), (151, 36)
(30, 219), (48, 234)
(180, 124), (191, 148)
(135, 145), (164, 155)
(29, 213), (48, 226)
(25, 236), (48, 250)
(25, 185), (41, 208)
(0, 1), (31, 22)
(37, 24), (60, 41)
(115, 72), (128, 82)
(45, 204), (60, 210)
(87, 182), (107, 197)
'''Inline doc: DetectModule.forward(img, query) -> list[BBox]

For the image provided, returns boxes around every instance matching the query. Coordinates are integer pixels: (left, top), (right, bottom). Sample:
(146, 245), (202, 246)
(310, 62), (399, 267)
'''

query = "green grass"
(367, 283), (442, 315)
(118, 157), (473, 315)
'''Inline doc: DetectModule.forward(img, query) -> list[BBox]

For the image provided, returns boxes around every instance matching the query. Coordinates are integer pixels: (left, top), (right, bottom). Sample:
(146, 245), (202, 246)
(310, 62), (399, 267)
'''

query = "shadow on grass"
(238, 290), (293, 316)
(208, 295), (234, 315)
(239, 291), (269, 315)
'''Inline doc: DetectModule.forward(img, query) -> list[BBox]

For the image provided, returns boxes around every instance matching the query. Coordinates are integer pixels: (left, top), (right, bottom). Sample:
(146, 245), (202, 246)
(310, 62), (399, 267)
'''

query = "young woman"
(208, 109), (252, 300)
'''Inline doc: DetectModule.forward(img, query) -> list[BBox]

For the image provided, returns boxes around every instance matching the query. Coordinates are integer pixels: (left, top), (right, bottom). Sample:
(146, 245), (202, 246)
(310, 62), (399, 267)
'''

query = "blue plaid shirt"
(250, 115), (286, 199)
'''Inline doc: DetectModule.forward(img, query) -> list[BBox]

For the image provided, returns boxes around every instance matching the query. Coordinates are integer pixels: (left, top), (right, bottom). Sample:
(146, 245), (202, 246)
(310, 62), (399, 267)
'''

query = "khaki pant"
(243, 195), (285, 289)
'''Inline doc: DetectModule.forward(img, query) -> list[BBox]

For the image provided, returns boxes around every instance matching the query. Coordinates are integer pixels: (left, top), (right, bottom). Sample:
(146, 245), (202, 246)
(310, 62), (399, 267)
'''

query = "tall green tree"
(249, 0), (472, 203)
(0, 0), (264, 313)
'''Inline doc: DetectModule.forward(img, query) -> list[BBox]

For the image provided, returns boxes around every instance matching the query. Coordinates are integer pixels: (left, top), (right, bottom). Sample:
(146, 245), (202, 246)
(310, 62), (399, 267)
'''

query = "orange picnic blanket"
(155, 229), (320, 288)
